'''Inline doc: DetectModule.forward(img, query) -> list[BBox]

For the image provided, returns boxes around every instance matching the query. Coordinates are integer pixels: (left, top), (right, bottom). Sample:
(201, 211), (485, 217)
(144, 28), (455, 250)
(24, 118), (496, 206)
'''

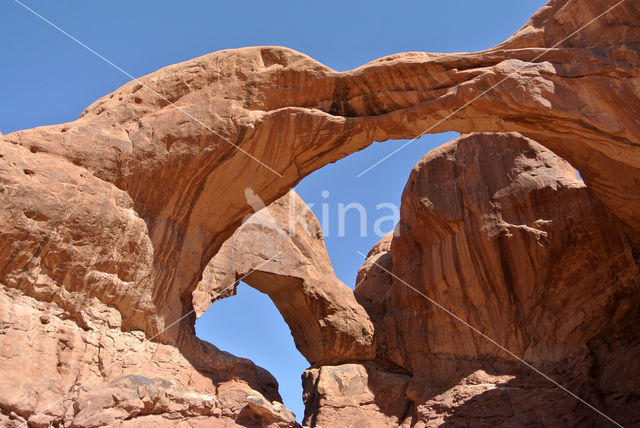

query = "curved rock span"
(192, 190), (375, 366)
(0, 0), (639, 426)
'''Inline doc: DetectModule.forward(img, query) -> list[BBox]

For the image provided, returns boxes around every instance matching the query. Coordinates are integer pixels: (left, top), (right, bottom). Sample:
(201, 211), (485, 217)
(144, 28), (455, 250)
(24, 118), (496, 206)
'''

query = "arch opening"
(191, 129), (593, 423)
(191, 132), (458, 421)
(295, 132), (460, 286)
(195, 281), (309, 422)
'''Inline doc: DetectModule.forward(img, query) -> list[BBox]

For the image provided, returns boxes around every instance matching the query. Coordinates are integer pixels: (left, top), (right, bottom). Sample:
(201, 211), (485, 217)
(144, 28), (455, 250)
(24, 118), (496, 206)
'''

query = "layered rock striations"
(0, 0), (639, 426)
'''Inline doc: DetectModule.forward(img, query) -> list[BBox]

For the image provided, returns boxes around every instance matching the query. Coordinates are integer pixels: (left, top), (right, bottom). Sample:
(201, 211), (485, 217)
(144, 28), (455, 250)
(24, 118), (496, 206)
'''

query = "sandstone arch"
(2, 0), (638, 339)
(1, 0), (639, 425)
(191, 190), (375, 366)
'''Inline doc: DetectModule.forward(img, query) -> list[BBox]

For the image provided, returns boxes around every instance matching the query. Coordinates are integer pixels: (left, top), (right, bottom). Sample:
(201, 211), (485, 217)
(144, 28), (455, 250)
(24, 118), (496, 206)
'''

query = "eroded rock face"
(328, 132), (639, 427)
(1, 0), (639, 425)
(385, 132), (638, 366)
(0, 284), (293, 427)
(302, 362), (411, 428)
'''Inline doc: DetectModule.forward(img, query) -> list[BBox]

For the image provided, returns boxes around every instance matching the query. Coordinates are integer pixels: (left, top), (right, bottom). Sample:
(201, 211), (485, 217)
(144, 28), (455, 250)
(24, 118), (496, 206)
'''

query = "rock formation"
(0, 0), (639, 426)
(313, 132), (639, 427)
(192, 190), (374, 366)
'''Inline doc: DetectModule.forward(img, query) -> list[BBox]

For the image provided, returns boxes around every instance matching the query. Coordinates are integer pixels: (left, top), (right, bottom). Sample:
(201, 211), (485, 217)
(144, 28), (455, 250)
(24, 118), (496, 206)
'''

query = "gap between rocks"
(195, 282), (309, 422)
(192, 132), (458, 421)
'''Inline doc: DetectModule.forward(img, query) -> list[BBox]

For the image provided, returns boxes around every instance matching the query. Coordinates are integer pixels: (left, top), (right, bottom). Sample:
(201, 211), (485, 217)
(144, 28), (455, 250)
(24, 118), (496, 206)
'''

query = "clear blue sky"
(2, 0), (546, 421)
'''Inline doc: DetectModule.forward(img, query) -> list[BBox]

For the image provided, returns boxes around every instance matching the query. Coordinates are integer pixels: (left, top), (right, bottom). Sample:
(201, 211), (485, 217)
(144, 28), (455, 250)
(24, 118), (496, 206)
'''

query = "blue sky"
(2, 0), (546, 421)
